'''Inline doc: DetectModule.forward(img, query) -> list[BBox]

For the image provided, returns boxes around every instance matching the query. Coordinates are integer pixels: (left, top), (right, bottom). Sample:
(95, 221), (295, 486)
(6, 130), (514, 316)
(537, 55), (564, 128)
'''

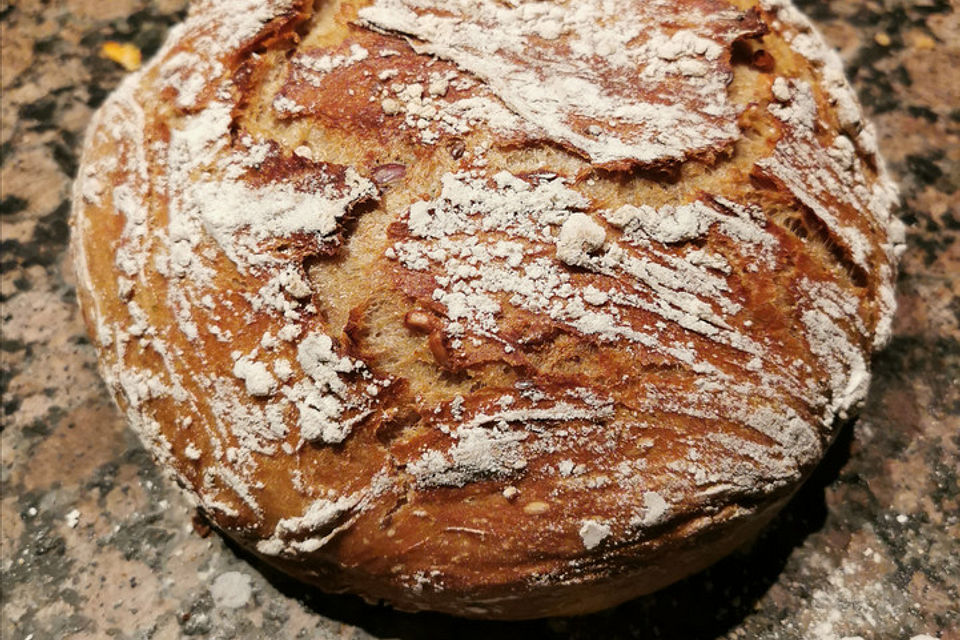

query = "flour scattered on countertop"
(210, 571), (252, 609)
(65, 509), (81, 529)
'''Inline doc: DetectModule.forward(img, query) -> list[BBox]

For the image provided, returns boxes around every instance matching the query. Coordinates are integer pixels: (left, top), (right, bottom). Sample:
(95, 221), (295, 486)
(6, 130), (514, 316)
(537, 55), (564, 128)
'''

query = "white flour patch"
(210, 571), (253, 609)
(579, 519), (612, 550)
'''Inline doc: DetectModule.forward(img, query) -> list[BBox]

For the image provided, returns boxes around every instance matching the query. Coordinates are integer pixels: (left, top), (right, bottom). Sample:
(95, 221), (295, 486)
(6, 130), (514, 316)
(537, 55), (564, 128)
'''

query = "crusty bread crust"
(71, 0), (904, 619)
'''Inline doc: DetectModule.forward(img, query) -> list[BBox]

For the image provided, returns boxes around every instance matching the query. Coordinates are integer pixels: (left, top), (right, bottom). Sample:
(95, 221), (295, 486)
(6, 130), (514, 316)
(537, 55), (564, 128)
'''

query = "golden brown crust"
(71, 0), (904, 619)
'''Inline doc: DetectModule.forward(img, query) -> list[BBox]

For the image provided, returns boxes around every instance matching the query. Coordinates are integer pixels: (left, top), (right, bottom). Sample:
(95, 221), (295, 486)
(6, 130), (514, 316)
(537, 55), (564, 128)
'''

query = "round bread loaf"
(71, 0), (905, 620)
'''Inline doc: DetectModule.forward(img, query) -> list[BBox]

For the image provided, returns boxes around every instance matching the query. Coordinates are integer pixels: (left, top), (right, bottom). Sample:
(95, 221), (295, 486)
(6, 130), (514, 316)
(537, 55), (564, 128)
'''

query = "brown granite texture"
(1, 0), (958, 638)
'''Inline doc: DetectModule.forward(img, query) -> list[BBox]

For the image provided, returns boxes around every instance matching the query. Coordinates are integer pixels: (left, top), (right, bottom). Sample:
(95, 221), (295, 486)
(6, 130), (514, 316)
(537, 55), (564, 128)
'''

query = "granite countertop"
(1, 1), (957, 638)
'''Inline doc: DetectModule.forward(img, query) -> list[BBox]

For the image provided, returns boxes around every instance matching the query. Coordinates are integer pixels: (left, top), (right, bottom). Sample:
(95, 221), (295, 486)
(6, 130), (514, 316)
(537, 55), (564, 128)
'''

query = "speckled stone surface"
(1, 1), (957, 638)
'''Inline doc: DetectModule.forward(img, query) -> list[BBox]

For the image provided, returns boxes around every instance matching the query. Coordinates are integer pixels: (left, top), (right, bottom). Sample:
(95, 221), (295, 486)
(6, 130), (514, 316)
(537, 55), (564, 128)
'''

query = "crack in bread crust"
(71, 0), (904, 619)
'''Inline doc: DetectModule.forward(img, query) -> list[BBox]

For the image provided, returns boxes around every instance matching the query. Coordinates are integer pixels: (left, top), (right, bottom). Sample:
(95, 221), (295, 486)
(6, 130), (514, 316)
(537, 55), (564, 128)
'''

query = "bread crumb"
(100, 41), (142, 71)
(912, 34), (935, 50)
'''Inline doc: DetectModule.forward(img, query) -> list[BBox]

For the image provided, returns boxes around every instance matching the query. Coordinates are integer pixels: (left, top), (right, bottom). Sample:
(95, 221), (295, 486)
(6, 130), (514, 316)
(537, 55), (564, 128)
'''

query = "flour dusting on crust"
(358, 0), (767, 166)
(70, 0), (904, 617)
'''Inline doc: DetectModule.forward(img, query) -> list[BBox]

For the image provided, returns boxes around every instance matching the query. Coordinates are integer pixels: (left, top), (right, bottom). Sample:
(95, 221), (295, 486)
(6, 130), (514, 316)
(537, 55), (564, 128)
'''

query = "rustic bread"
(71, 0), (904, 619)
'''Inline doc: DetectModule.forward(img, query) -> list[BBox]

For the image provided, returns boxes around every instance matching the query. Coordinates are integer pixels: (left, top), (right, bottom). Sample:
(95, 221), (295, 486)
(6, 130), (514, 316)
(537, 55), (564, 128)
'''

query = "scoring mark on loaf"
(274, 31), (530, 147)
(399, 385), (616, 490)
(757, 0), (905, 349)
(357, 0), (768, 166)
(73, 0), (403, 526)
(256, 473), (392, 557)
(166, 110), (378, 273)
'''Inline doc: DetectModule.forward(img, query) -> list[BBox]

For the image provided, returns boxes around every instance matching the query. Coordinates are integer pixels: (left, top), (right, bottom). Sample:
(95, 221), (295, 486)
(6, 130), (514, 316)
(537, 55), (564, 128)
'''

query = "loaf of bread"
(71, 0), (904, 619)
